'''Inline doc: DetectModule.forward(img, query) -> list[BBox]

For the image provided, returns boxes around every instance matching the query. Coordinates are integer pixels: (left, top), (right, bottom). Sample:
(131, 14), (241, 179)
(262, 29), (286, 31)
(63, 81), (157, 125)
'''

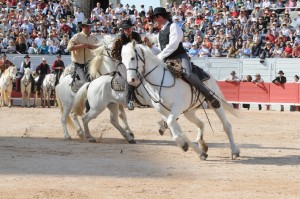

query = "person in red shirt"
(265, 29), (276, 43)
(283, 41), (293, 58)
(52, 54), (65, 86)
(60, 19), (71, 36)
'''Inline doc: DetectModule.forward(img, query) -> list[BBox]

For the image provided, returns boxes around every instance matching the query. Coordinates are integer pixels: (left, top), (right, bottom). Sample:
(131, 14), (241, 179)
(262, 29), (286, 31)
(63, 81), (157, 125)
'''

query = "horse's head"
(8, 66), (17, 82)
(47, 73), (56, 88)
(121, 41), (146, 86)
(24, 68), (32, 76)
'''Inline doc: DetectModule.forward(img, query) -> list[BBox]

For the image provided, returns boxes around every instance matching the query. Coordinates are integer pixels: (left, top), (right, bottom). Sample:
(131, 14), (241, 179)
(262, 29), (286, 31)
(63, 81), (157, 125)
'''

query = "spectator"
(225, 71), (240, 82)
(252, 73), (264, 110)
(272, 43), (283, 58)
(188, 42), (199, 58)
(6, 39), (17, 54)
(28, 42), (39, 54)
(272, 70), (287, 111)
(282, 41), (293, 58)
(198, 43), (210, 57)
(34, 32), (45, 47)
(38, 40), (49, 55)
(242, 75), (253, 110)
(211, 43), (222, 57)
(16, 34), (27, 54)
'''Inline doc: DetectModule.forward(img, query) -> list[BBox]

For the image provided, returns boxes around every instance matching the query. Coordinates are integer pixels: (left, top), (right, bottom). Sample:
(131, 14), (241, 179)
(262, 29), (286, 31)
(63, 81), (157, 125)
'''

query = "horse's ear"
(132, 40), (136, 48)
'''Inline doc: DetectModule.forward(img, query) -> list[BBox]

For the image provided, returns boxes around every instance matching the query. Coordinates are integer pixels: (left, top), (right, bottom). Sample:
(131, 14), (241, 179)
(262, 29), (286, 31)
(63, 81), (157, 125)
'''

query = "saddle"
(111, 71), (126, 91)
(166, 59), (210, 82)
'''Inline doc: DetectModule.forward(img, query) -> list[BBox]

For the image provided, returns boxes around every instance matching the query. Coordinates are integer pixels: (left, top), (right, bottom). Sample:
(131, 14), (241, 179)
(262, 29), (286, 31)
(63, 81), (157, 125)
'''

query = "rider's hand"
(143, 37), (152, 48)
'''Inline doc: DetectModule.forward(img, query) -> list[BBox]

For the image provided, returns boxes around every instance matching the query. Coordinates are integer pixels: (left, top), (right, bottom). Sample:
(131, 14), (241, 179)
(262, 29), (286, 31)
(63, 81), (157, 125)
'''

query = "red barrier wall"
(217, 82), (300, 104)
(11, 82), (300, 104)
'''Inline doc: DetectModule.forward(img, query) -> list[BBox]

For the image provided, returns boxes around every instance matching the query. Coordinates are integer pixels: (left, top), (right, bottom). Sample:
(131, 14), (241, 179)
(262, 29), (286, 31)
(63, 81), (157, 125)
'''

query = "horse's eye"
(131, 57), (135, 61)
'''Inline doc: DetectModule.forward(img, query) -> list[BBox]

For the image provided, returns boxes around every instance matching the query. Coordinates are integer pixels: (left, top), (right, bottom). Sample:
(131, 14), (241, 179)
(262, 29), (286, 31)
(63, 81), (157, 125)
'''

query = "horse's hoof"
(129, 133), (135, 138)
(64, 136), (72, 140)
(128, 139), (136, 144)
(200, 153), (208, 160)
(88, 138), (96, 143)
(232, 153), (240, 160)
(181, 142), (189, 152)
(78, 134), (85, 140)
(159, 129), (164, 136)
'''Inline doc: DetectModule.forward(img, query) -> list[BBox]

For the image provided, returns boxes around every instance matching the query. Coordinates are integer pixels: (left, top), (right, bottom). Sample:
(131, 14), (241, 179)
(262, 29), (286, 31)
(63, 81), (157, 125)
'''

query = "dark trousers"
(126, 83), (134, 103)
(37, 75), (46, 92)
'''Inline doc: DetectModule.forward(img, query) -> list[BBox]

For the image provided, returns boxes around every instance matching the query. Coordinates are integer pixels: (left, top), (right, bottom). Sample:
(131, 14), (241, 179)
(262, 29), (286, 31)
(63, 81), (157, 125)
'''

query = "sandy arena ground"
(0, 106), (300, 199)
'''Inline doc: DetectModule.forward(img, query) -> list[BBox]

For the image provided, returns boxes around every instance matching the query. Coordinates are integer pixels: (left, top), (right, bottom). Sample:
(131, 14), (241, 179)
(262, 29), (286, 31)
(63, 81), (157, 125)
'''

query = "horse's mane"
(89, 35), (120, 80)
(3, 66), (15, 75)
(88, 45), (106, 80)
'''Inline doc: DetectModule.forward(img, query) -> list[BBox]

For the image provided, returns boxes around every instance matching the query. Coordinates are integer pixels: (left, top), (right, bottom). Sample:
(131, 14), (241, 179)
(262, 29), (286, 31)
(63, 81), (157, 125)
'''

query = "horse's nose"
(131, 78), (135, 83)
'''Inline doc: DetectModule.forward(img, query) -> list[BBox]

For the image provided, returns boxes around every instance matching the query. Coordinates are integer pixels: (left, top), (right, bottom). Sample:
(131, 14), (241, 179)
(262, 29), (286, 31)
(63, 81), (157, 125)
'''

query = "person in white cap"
(35, 57), (50, 96)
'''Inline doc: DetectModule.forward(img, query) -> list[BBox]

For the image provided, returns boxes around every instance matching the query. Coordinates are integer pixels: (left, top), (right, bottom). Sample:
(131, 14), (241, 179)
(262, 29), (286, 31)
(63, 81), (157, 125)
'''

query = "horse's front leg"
(47, 91), (51, 108)
(166, 107), (208, 160)
(183, 110), (208, 153)
(118, 105), (135, 138)
(7, 90), (12, 107)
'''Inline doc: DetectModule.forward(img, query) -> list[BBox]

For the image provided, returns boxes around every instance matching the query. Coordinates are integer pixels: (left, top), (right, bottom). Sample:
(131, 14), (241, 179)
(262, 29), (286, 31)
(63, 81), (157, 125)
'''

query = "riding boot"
(126, 83), (134, 110)
(183, 73), (220, 109)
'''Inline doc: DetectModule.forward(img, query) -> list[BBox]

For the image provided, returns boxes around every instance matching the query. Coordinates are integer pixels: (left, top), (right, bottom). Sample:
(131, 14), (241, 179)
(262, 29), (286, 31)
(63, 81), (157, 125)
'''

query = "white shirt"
(150, 22), (183, 61)
(74, 11), (85, 23)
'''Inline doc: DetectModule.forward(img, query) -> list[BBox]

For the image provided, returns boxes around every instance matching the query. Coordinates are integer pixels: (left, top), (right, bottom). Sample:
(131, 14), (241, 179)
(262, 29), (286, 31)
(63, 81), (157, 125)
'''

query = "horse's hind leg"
(7, 92), (12, 107)
(214, 108), (240, 159)
(183, 110), (208, 153)
(81, 108), (103, 142)
(118, 104), (135, 138)
(108, 103), (135, 144)
(71, 111), (84, 139)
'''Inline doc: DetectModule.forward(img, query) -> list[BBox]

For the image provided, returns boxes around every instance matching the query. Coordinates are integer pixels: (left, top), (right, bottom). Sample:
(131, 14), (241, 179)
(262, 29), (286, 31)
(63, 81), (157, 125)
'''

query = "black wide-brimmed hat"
(81, 18), (93, 26)
(152, 7), (170, 18)
(24, 54), (30, 58)
(120, 19), (134, 29)
(278, 70), (284, 75)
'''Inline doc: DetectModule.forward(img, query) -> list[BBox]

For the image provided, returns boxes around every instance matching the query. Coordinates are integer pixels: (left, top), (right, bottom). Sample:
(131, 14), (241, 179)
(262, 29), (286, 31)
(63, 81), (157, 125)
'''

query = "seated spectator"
(259, 41), (273, 61)
(272, 43), (283, 58)
(27, 42), (38, 54)
(198, 43), (210, 57)
(6, 40), (16, 54)
(282, 41), (293, 58)
(46, 33), (60, 54)
(188, 42), (199, 58)
(58, 34), (69, 55)
(182, 36), (192, 52)
(38, 40), (49, 55)
(2, 34), (10, 49)
(211, 43), (222, 57)
(16, 34), (28, 54)
(239, 42), (252, 58)
(292, 43), (300, 58)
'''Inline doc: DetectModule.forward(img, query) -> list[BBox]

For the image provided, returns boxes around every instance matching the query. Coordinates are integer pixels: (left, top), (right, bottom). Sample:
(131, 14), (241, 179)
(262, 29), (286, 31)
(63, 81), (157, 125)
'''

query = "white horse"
(56, 44), (135, 142)
(121, 42), (240, 160)
(34, 73), (56, 108)
(0, 66), (17, 107)
(20, 68), (32, 108)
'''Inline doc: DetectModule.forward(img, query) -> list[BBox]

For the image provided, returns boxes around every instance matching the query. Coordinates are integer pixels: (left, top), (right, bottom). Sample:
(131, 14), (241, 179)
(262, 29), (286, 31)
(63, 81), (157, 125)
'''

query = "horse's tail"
(73, 82), (90, 116)
(89, 45), (105, 80)
(55, 90), (74, 129)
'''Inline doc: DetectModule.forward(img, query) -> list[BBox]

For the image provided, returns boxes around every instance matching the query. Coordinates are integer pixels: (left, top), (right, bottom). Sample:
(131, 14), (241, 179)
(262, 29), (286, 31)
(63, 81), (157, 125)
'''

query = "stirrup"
(127, 101), (134, 110)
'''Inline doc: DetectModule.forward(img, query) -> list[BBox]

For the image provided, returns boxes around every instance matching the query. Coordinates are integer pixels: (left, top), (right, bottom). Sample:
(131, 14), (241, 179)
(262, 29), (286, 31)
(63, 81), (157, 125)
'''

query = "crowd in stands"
(2, 0), (300, 59)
